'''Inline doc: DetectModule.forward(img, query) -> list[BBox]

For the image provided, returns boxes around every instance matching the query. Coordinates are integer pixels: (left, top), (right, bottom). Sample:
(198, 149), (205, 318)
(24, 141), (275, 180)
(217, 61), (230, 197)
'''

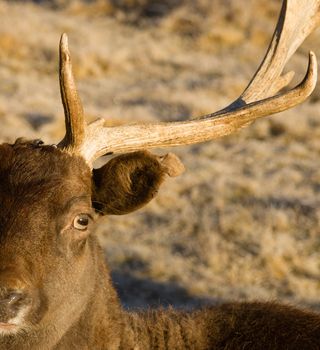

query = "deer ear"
(92, 151), (185, 215)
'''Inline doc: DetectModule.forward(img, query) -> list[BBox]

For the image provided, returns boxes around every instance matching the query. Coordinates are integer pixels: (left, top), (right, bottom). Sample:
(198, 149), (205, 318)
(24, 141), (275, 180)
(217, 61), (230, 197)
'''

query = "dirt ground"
(0, 0), (319, 311)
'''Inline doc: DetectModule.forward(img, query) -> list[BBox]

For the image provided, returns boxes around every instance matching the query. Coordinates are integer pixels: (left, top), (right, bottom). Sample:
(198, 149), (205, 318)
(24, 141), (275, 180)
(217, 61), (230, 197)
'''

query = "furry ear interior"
(92, 151), (184, 215)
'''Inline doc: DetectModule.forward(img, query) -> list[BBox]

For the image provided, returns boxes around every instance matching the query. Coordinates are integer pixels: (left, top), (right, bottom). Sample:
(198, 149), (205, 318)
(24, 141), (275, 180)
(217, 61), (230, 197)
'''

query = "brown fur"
(93, 151), (167, 215)
(0, 140), (319, 350)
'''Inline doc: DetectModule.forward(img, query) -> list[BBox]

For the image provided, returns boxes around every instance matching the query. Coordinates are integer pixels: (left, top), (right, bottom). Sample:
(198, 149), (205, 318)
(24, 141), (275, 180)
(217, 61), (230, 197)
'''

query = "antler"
(58, 34), (85, 151)
(58, 0), (320, 166)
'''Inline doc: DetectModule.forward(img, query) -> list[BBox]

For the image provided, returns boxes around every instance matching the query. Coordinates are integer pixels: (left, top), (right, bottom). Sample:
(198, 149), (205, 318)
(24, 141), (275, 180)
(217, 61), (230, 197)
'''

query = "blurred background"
(0, 0), (319, 310)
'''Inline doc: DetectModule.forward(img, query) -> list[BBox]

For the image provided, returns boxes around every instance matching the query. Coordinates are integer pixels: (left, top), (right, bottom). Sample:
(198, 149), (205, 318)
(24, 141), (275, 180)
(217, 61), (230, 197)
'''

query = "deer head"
(0, 0), (319, 348)
(0, 141), (183, 341)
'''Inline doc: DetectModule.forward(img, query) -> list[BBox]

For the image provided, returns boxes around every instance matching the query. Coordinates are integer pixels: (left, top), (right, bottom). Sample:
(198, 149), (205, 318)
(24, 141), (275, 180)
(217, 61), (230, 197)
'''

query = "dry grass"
(0, 0), (319, 310)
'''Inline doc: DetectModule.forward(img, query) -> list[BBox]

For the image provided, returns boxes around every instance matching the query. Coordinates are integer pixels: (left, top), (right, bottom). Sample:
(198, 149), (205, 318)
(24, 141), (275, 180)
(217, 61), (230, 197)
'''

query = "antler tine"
(238, 0), (320, 105)
(58, 33), (85, 150)
(56, 0), (320, 167)
(202, 0), (320, 116)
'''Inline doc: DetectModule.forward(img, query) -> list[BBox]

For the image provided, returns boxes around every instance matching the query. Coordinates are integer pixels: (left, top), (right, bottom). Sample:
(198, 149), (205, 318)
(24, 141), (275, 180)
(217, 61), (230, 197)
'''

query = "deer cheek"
(58, 227), (90, 258)
(70, 234), (89, 255)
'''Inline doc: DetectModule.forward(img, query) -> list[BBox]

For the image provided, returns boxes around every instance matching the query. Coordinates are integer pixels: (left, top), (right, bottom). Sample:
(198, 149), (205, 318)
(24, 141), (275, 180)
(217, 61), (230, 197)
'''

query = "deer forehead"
(0, 141), (91, 189)
(0, 141), (92, 229)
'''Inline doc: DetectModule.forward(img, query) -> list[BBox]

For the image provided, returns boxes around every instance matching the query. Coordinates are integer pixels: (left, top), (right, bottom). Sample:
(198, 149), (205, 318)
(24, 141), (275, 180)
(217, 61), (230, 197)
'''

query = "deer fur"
(0, 140), (319, 350)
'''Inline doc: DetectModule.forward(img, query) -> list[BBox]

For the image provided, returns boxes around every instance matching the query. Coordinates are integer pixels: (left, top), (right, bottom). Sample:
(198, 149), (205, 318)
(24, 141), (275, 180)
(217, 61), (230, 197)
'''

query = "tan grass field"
(0, 0), (319, 310)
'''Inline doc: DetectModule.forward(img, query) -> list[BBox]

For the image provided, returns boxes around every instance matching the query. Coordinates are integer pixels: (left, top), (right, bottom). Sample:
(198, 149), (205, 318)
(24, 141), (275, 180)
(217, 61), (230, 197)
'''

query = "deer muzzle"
(0, 275), (34, 333)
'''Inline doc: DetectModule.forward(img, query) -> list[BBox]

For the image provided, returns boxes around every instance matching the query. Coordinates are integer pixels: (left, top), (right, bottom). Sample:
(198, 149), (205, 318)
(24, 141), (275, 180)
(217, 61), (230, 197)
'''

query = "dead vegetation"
(0, 0), (319, 310)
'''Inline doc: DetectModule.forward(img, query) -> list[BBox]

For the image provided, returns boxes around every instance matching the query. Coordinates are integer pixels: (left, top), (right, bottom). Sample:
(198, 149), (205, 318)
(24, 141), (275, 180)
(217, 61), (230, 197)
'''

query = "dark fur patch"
(93, 151), (166, 215)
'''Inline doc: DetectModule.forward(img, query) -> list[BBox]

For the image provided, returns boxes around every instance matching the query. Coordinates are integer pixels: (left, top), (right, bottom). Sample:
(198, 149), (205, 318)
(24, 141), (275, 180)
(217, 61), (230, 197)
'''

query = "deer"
(0, 0), (320, 349)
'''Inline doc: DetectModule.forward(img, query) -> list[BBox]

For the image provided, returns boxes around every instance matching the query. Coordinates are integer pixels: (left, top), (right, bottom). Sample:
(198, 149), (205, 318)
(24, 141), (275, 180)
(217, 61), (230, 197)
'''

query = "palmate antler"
(58, 0), (320, 166)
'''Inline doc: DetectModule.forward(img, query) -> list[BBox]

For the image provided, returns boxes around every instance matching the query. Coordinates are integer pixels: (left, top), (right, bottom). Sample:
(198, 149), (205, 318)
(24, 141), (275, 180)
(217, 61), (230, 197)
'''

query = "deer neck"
(118, 308), (209, 350)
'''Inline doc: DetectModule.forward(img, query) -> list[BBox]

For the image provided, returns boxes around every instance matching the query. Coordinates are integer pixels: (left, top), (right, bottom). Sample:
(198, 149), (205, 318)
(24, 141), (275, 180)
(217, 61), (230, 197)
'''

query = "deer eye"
(73, 214), (90, 231)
